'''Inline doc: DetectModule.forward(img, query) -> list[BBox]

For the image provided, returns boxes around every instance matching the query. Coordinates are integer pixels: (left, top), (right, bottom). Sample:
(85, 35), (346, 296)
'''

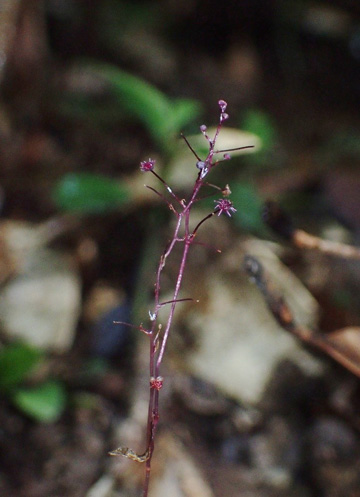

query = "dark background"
(1, 1), (360, 496)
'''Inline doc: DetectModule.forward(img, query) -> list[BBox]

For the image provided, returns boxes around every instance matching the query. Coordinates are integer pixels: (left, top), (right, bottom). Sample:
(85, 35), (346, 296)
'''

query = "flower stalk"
(110, 100), (249, 496)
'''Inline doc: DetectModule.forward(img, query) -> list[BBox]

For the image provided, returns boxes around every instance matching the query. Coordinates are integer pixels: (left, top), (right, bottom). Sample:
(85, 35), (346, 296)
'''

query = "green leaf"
(12, 380), (67, 423)
(169, 99), (202, 135)
(242, 109), (277, 151)
(0, 343), (42, 390)
(241, 109), (279, 168)
(82, 62), (200, 150)
(231, 182), (267, 234)
(53, 173), (130, 213)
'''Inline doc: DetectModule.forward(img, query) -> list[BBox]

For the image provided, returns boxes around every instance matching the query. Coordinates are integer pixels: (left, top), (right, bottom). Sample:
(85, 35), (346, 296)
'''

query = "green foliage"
(57, 63), (201, 152)
(53, 64), (201, 213)
(0, 343), (42, 390)
(241, 109), (278, 167)
(231, 182), (267, 235)
(81, 62), (201, 152)
(0, 343), (67, 422)
(53, 172), (130, 213)
(242, 109), (277, 150)
(12, 380), (67, 423)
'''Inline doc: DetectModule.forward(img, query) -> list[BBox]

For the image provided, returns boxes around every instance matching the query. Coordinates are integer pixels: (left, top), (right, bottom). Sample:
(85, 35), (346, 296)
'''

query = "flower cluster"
(218, 99), (229, 123)
(214, 198), (237, 217)
(140, 158), (156, 172)
(139, 100), (239, 222)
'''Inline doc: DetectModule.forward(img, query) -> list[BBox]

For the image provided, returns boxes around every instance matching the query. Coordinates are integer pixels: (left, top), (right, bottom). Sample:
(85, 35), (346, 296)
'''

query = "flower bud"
(140, 158), (156, 172)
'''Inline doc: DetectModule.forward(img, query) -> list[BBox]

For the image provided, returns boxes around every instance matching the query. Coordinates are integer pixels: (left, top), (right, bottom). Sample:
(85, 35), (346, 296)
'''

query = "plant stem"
(111, 100), (241, 496)
(141, 176), (205, 496)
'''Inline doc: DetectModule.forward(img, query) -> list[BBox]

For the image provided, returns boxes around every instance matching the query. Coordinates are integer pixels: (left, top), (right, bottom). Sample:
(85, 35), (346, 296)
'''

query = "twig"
(263, 200), (360, 260)
(244, 255), (360, 378)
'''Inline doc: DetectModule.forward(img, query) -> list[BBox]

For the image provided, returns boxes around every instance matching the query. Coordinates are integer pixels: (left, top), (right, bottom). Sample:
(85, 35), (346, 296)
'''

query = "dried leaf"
(323, 327), (360, 378)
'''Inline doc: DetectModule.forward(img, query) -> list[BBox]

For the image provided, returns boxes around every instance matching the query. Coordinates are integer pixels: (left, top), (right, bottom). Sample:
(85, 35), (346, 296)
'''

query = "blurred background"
(1, 1), (360, 496)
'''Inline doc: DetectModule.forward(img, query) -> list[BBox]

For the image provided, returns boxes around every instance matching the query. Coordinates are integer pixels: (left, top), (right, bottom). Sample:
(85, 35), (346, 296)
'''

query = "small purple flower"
(140, 158), (156, 172)
(218, 99), (227, 112)
(220, 112), (229, 123)
(214, 198), (237, 217)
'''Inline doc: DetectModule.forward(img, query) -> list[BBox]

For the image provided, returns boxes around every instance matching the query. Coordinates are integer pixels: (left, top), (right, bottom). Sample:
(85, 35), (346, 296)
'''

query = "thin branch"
(159, 297), (194, 306)
(263, 200), (360, 260)
(204, 182), (224, 191)
(180, 133), (202, 161)
(191, 212), (215, 237)
(293, 230), (360, 260)
(150, 170), (183, 205)
(146, 185), (178, 215)
(187, 239), (222, 253)
(243, 254), (360, 378)
(113, 321), (151, 335)
(215, 145), (255, 153)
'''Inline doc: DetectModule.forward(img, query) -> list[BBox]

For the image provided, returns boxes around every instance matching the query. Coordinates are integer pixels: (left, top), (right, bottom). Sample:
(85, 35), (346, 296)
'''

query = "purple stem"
(141, 105), (231, 496)
(141, 177), (207, 497)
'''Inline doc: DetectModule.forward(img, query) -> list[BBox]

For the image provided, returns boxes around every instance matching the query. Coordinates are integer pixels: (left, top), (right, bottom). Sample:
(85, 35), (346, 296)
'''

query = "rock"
(0, 247), (81, 352)
(86, 475), (115, 497)
(184, 239), (323, 405)
(148, 431), (215, 497)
